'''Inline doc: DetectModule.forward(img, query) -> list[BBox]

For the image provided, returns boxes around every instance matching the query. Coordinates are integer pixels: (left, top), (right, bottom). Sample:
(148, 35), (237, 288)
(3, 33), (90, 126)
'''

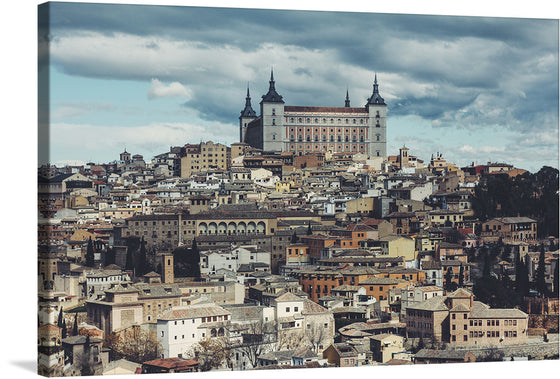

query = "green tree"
(306, 221), (312, 235)
(104, 247), (115, 266)
(516, 253), (530, 297)
(553, 261), (559, 297)
(61, 321), (68, 339)
(501, 244), (512, 263)
(172, 238), (201, 278)
(471, 166), (559, 238)
(459, 264), (464, 287)
(444, 267), (454, 292)
(85, 237), (95, 267)
(80, 335), (94, 376)
(57, 306), (64, 328)
(536, 244), (548, 296)
(137, 236), (149, 276)
(482, 248), (492, 279)
(73, 315), (79, 336)
(124, 236), (141, 273)
(190, 238), (201, 278)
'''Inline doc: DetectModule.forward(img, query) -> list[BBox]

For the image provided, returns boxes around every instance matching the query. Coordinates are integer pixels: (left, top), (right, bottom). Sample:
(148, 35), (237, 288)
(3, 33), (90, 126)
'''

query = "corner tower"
(366, 74), (387, 158)
(260, 69), (285, 152)
(239, 85), (257, 143)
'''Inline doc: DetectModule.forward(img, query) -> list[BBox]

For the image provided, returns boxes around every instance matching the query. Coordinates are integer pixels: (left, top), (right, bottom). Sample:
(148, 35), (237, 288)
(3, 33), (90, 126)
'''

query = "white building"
(156, 302), (232, 359)
(200, 245), (271, 275)
(85, 269), (130, 298)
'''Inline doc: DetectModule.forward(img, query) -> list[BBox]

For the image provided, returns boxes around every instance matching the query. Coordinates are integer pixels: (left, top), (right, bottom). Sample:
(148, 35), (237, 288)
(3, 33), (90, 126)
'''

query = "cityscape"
(34, 1), (559, 378)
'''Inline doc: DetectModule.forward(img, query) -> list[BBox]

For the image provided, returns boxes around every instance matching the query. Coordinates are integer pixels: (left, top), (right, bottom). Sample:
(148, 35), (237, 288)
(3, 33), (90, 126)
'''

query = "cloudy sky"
(39, 1), (559, 172)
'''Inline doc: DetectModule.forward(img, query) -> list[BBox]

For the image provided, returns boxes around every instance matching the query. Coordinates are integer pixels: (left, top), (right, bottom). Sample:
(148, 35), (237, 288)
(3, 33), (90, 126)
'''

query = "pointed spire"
(240, 83), (257, 118)
(345, 88), (351, 107)
(366, 72), (385, 106)
(245, 84), (252, 107)
(373, 73), (379, 94)
(268, 68), (277, 92)
(261, 68), (284, 103)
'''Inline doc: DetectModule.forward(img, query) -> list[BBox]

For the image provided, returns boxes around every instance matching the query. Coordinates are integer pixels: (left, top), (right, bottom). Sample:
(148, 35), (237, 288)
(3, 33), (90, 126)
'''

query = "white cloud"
(147, 78), (192, 100)
(48, 119), (238, 165)
(51, 102), (116, 120)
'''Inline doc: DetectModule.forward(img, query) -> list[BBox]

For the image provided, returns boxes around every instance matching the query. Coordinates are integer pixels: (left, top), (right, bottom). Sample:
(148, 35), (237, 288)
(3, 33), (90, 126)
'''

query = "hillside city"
(37, 140), (559, 376)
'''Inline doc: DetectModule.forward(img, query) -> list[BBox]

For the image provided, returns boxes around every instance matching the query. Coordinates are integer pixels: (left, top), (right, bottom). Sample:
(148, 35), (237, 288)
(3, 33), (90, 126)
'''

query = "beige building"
(124, 210), (279, 252)
(345, 197), (375, 215)
(369, 334), (405, 363)
(86, 283), (144, 335)
(378, 235), (416, 262)
(176, 280), (245, 305)
(180, 141), (228, 178)
(481, 217), (538, 242)
(428, 209), (464, 228)
(405, 289), (528, 346)
(135, 283), (183, 323)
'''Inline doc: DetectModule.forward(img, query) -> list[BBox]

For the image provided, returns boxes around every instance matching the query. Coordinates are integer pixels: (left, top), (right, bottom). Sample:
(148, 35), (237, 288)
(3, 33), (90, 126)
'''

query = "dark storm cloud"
(47, 2), (558, 135)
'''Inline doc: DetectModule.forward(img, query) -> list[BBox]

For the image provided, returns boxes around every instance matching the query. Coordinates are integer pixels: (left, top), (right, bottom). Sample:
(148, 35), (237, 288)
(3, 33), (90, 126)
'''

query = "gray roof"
(470, 301), (527, 319)
(415, 349), (474, 360)
(359, 277), (408, 285)
(62, 335), (103, 345)
(497, 217), (537, 224)
(159, 304), (231, 321)
(407, 296), (449, 312)
(134, 283), (182, 298)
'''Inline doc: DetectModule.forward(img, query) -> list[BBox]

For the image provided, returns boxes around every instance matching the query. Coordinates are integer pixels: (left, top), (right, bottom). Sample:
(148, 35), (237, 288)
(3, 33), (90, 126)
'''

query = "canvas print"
(37, 1), (559, 377)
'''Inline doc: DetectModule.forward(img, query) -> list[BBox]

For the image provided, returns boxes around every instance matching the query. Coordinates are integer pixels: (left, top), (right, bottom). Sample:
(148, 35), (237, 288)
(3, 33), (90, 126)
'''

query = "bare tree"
(235, 320), (277, 369)
(104, 326), (161, 364)
(277, 329), (304, 351)
(304, 322), (330, 353)
(188, 337), (232, 371)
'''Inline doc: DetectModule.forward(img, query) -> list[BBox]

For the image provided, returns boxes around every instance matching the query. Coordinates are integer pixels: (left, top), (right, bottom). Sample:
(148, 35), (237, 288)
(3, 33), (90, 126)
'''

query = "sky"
(38, 1), (559, 172)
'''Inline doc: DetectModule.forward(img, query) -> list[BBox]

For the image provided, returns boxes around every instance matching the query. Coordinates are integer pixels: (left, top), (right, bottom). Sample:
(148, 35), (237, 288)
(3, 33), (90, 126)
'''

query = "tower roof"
(240, 85), (257, 118)
(345, 88), (351, 107)
(366, 73), (386, 106)
(261, 69), (284, 103)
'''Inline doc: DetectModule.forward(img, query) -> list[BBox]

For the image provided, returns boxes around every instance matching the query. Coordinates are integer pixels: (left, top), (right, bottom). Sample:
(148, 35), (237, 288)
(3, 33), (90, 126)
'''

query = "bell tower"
(260, 69), (285, 152)
(366, 74), (387, 158)
(162, 254), (174, 284)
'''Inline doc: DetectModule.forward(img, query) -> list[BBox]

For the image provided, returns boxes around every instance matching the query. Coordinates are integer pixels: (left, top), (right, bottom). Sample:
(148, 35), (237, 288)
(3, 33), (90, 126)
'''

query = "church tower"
(239, 85), (257, 143)
(366, 74), (387, 158)
(260, 69), (285, 152)
(120, 149), (131, 163)
(162, 254), (174, 284)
